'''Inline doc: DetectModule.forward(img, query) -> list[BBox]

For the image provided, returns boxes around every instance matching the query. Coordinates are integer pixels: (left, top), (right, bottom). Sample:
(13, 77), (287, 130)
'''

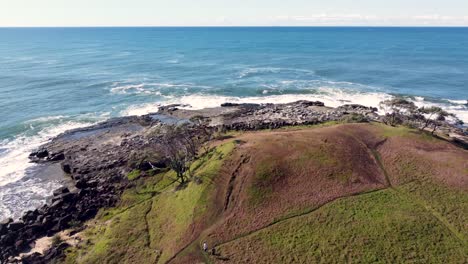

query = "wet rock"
(48, 152), (65, 161)
(61, 163), (72, 174)
(221, 102), (240, 107)
(52, 192), (75, 204)
(15, 239), (28, 251)
(297, 100), (325, 106)
(79, 208), (98, 221)
(137, 161), (153, 171)
(30, 149), (49, 159)
(53, 187), (70, 196)
(0, 218), (13, 235)
(8, 221), (25, 231)
(75, 179), (87, 189)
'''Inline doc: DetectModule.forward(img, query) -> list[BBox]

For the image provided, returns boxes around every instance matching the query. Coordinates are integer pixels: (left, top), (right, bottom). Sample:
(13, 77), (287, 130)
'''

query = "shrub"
(341, 113), (369, 123)
(51, 234), (63, 247)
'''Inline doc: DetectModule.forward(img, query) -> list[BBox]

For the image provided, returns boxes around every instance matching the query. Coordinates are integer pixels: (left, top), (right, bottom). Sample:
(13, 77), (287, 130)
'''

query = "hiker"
(203, 242), (208, 252)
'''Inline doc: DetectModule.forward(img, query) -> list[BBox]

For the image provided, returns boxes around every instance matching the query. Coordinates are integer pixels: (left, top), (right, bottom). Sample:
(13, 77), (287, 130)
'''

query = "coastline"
(1, 93), (467, 223)
(0, 100), (467, 263)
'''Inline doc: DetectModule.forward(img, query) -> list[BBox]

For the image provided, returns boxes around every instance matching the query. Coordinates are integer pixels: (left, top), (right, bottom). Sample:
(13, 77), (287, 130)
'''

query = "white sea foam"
(0, 120), (98, 187)
(238, 67), (316, 79)
(118, 87), (468, 125)
(110, 82), (212, 95)
(446, 99), (468, 105)
(0, 176), (62, 220)
(173, 88), (392, 111)
(120, 103), (163, 116)
(26, 115), (68, 123)
(119, 88), (393, 117)
(410, 97), (468, 124)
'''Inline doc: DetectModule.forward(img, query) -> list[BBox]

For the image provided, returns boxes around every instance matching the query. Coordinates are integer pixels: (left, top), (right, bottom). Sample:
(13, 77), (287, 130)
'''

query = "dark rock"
(23, 223), (44, 239)
(0, 233), (15, 245)
(52, 192), (75, 204)
(1, 218), (13, 225)
(32, 149), (49, 159)
(48, 152), (65, 161)
(57, 215), (73, 230)
(221, 102), (240, 107)
(53, 187), (70, 196)
(15, 239), (28, 251)
(137, 161), (153, 171)
(79, 208), (98, 221)
(75, 179), (87, 189)
(296, 100), (325, 107)
(61, 163), (72, 174)
(50, 199), (64, 211)
(42, 216), (55, 228)
(8, 221), (25, 231)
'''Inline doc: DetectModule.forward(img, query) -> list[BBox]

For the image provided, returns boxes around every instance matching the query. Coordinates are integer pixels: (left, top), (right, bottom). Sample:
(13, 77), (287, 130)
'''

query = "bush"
(341, 113), (369, 123)
(51, 234), (63, 247)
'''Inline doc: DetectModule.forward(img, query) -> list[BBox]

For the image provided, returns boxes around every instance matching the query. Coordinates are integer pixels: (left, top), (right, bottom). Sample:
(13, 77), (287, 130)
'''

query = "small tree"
(379, 98), (417, 126)
(159, 124), (210, 184)
(418, 106), (461, 134)
(418, 106), (443, 131)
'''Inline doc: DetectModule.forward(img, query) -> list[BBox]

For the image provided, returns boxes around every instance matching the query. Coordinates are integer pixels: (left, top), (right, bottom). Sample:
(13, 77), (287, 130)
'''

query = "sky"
(1, 0), (468, 27)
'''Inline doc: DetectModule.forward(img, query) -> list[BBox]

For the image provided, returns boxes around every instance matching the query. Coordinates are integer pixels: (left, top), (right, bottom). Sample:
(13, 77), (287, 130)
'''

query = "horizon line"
(1, 25), (468, 28)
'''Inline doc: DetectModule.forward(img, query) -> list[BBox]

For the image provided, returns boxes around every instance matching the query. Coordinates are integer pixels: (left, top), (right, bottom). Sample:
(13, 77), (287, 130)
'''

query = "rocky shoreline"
(1, 101), (466, 263)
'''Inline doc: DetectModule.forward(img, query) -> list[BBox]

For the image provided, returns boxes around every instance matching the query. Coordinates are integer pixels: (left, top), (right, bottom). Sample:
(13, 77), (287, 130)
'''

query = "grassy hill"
(63, 123), (468, 264)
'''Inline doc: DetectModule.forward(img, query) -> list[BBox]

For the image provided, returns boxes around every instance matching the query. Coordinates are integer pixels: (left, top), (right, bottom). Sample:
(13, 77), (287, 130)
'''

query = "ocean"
(0, 27), (467, 220)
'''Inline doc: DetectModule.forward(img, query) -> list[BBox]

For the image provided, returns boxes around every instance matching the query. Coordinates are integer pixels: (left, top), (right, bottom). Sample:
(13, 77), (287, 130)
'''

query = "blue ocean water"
(0, 27), (467, 219)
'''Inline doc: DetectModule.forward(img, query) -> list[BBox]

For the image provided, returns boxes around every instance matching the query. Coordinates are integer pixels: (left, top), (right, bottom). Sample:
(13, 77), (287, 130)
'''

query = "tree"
(418, 106), (443, 131)
(159, 124), (210, 184)
(379, 98), (417, 126)
(418, 106), (460, 134)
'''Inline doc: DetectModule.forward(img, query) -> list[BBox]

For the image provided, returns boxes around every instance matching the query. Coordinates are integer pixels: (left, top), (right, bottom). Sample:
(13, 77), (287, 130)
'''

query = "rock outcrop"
(1, 100), (465, 263)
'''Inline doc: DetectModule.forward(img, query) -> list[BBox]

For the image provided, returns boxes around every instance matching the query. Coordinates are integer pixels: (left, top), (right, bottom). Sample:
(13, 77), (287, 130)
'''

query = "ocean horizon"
(1, 26), (467, 220)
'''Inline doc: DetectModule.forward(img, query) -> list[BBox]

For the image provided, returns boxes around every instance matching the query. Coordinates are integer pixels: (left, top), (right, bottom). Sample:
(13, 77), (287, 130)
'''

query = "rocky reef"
(0, 101), (466, 263)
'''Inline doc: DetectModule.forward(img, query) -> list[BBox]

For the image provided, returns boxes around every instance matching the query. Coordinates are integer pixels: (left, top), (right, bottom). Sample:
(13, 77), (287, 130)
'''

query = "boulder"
(221, 102), (240, 107)
(48, 152), (65, 161)
(53, 187), (70, 196)
(32, 149), (49, 159)
(79, 208), (98, 221)
(8, 221), (25, 231)
(61, 164), (72, 174)
(137, 161), (153, 171)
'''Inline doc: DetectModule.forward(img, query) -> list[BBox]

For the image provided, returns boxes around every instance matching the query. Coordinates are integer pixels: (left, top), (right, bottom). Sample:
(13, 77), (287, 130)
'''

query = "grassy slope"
(63, 123), (467, 264)
(64, 142), (236, 264)
(213, 123), (467, 263)
(215, 189), (466, 263)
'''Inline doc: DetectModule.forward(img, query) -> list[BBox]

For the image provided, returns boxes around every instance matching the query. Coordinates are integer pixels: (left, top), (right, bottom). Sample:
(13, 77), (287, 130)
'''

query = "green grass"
(216, 189), (467, 263)
(62, 126), (467, 264)
(126, 169), (141, 181)
(374, 122), (439, 142)
(248, 158), (282, 206)
(147, 141), (236, 263)
(396, 181), (468, 242)
(65, 200), (158, 264)
(64, 141), (237, 264)
(374, 122), (414, 138)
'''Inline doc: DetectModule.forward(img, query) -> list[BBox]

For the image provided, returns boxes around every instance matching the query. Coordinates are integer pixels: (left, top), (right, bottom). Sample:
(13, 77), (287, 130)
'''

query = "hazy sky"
(1, 0), (468, 27)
